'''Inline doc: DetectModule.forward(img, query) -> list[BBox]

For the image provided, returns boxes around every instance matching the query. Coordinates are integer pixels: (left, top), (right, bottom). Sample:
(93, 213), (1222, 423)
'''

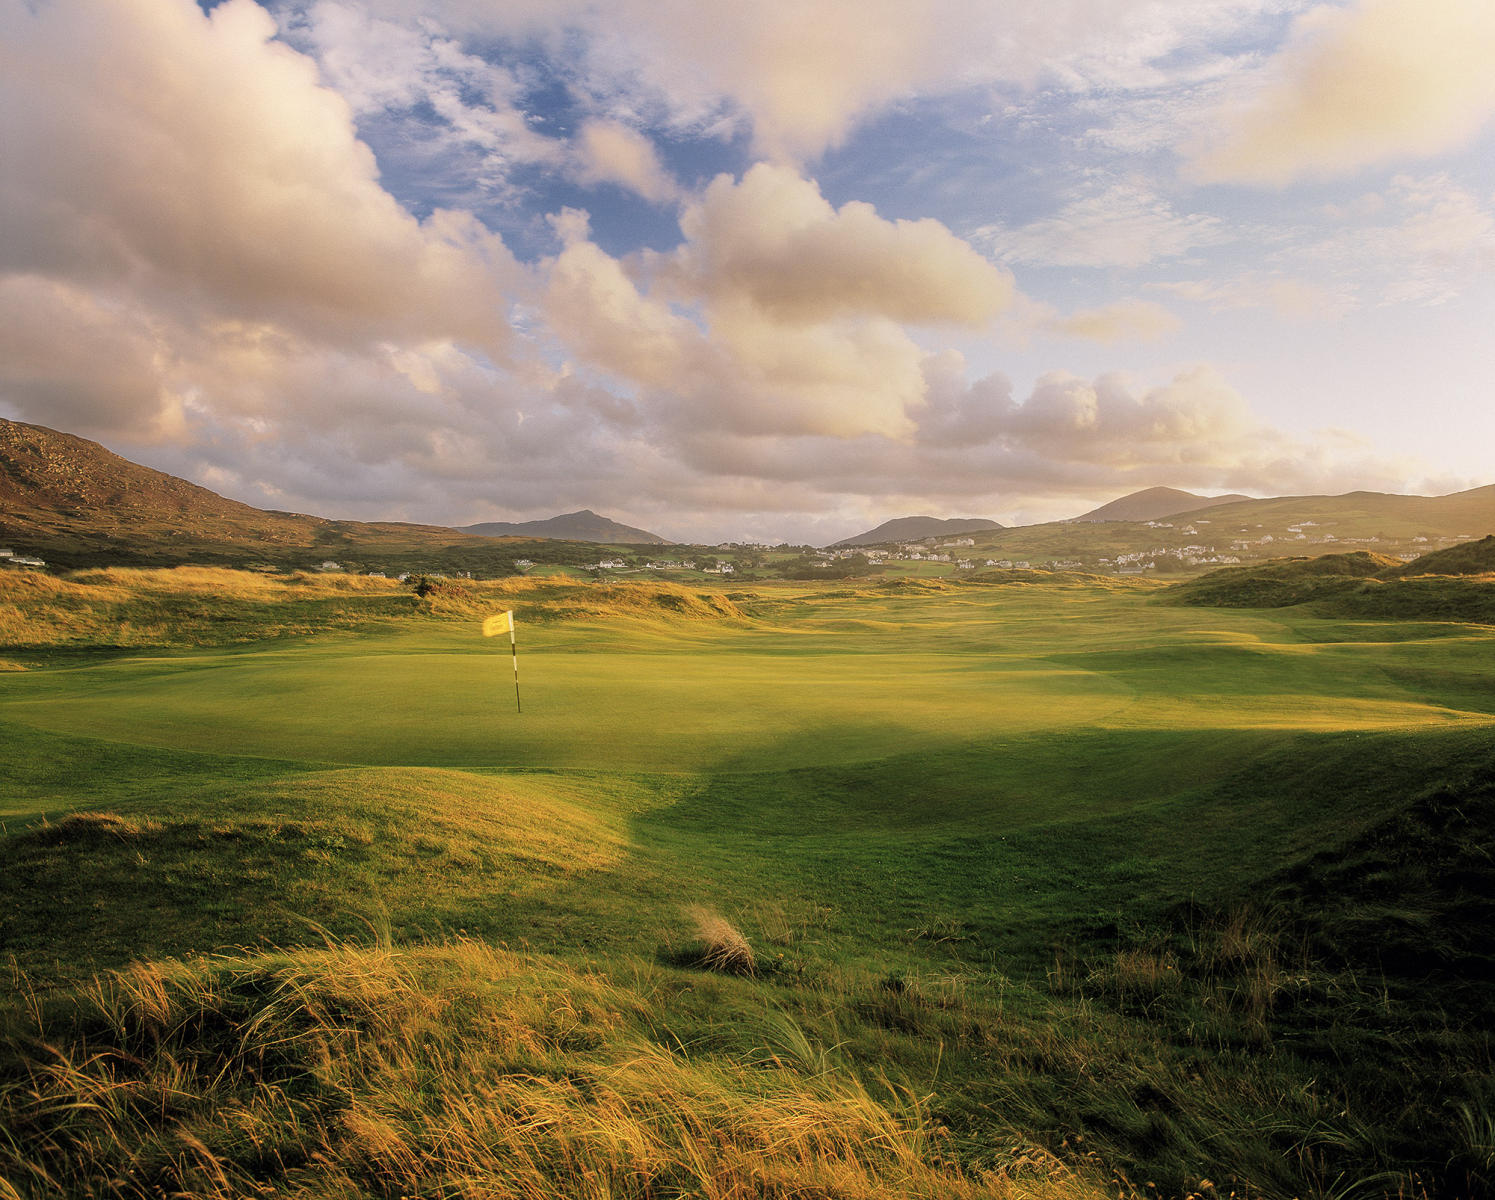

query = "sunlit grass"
(0, 939), (1107, 1200)
(3, 568), (1494, 1196)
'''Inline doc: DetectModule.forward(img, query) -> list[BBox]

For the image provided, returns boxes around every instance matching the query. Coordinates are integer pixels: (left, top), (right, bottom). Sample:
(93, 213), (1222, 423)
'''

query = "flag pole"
(483, 610), (521, 714)
(509, 613), (521, 714)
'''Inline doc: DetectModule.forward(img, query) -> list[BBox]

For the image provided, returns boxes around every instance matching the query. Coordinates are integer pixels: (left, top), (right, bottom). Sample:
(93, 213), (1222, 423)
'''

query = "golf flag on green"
(483, 610), (521, 713)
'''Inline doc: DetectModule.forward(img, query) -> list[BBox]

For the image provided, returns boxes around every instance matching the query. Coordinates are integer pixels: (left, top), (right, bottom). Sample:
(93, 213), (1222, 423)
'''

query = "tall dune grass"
(0, 567), (411, 648)
(0, 568), (746, 649)
(0, 941), (1105, 1200)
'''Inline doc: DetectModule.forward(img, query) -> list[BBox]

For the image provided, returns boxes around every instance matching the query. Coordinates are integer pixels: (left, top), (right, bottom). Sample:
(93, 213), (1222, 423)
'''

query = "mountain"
(0, 417), (315, 548)
(1072, 487), (1253, 523)
(832, 516), (1004, 548)
(458, 510), (667, 545)
(0, 417), (619, 570)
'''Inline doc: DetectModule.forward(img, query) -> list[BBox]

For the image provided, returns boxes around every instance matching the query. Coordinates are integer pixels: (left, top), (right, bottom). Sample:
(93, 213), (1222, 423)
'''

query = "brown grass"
(25, 811), (165, 845)
(0, 566), (410, 648)
(0, 941), (1107, 1200)
(0, 568), (746, 649)
(685, 907), (758, 977)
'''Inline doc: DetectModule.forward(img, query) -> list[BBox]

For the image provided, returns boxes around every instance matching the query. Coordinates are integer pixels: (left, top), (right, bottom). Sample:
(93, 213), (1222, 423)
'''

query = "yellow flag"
(482, 610), (514, 637)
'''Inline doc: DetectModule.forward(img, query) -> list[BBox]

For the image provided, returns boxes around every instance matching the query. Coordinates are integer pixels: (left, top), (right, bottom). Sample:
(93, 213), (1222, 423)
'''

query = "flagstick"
(510, 620), (521, 714)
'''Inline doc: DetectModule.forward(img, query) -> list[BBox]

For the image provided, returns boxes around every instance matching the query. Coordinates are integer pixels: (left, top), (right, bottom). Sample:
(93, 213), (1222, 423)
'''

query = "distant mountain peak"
(831, 515), (1004, 548)
(1073, 488), (1252, 524)
(457, 510), (668, 545)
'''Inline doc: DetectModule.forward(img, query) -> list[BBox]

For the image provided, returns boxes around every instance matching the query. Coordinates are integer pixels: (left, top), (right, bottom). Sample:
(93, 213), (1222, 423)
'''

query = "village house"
(1, 550), (46, 567)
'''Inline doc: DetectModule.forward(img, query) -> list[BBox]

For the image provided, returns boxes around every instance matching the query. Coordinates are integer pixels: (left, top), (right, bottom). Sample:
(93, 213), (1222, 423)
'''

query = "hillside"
(0, 416), (313, 545)
(1072, 486), (1252, 523)
(1384, 533), (1495, 577)
(0, 419), (635, 573)
(1164, 550), (1401, 608)
(459, 509), (667, 544)
(917, 484), (1495, 578)
(1166, 540), (1495, 623)
(832, 515), (1003, 548)
(1183, 485), (1495, 537)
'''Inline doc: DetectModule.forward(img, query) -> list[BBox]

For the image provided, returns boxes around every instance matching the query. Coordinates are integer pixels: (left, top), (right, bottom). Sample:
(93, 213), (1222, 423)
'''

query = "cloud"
(343, 0), (1302, 162)
(0, 0), (1451, 545)
(974, 180), (1226, 269)
(664, 164), (1014, 324)
(1286, 173), (1495, 305)
(660, 360), (1430, 538)
(290, 0), (563, 203)
(0, 0), (521, 352)
(1189, 0), (1495, 184)
(0, 277), (183, 439)
(545, 164), (1013, 439)
(1045, 299), (1182, 343)
(571, 119), (681, 204)
(1006, 367), (1255, 464)
(1152, 274), (1354, 319)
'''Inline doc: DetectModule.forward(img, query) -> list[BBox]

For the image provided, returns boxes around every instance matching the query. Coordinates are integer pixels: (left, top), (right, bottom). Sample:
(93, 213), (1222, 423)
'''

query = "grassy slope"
(3, 570), (1494, 1197)
(1165, 542), (1495, 624)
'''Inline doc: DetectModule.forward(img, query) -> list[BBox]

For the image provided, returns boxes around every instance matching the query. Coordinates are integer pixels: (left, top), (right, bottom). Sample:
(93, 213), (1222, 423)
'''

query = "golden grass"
(25, 811), (165, 844)
(425, 576), (747, 623)
(225, 766), (629, 875)
(0, 941), (1108, 1200)
(0, 567), (747, 649)
(685, 907), (758, 976)
(0, 566), (408, 648)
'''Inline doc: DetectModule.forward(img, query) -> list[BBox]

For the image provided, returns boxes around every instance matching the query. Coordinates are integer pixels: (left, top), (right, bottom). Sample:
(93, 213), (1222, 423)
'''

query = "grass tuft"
(684, 907), (758, 977)
(27, 811), (164, 845)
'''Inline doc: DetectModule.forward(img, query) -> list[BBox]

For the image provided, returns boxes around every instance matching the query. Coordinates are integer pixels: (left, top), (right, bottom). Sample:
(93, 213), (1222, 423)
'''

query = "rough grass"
(423, 575), (746, 623)
(0, 567), (413, 647)
(0, 569), (744, 651)
(1387, 533), (1495, 577)
(4, 575), (1495, 1196)
(0, 769), (630, 975)
(1165, 541), (1495, 622)
(682, 907), (757, 976)
(0, 941), (1106, 1200)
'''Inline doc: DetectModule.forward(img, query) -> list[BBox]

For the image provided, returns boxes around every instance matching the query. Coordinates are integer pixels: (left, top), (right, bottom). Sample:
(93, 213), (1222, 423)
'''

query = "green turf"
(3, 573), (1494, 1197)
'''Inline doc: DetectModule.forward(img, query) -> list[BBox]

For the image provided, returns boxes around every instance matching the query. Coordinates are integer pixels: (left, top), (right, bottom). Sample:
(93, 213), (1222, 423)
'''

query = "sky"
(2, 0), (1493, 545)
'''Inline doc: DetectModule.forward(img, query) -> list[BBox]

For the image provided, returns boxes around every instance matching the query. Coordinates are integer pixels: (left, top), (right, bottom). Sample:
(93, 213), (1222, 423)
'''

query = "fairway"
(5, 574), (1495, 1199)
(2, 585), (1489, 773)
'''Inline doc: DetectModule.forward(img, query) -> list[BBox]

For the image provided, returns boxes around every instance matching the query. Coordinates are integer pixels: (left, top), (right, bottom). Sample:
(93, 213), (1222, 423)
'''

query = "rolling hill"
(832, 515), (1004, 548)
(459, 509), (667, 544)
(1166, 540), (1495, 622)
(1072, 486), (1253, 523)
(0, 418), (654, 571)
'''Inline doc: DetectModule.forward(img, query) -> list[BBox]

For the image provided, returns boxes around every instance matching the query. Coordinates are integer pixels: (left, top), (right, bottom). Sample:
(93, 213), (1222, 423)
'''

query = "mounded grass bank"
(0, 569), (747, 653)
(1165, 542), (1495, 623)
(0, 568), (414, 649)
